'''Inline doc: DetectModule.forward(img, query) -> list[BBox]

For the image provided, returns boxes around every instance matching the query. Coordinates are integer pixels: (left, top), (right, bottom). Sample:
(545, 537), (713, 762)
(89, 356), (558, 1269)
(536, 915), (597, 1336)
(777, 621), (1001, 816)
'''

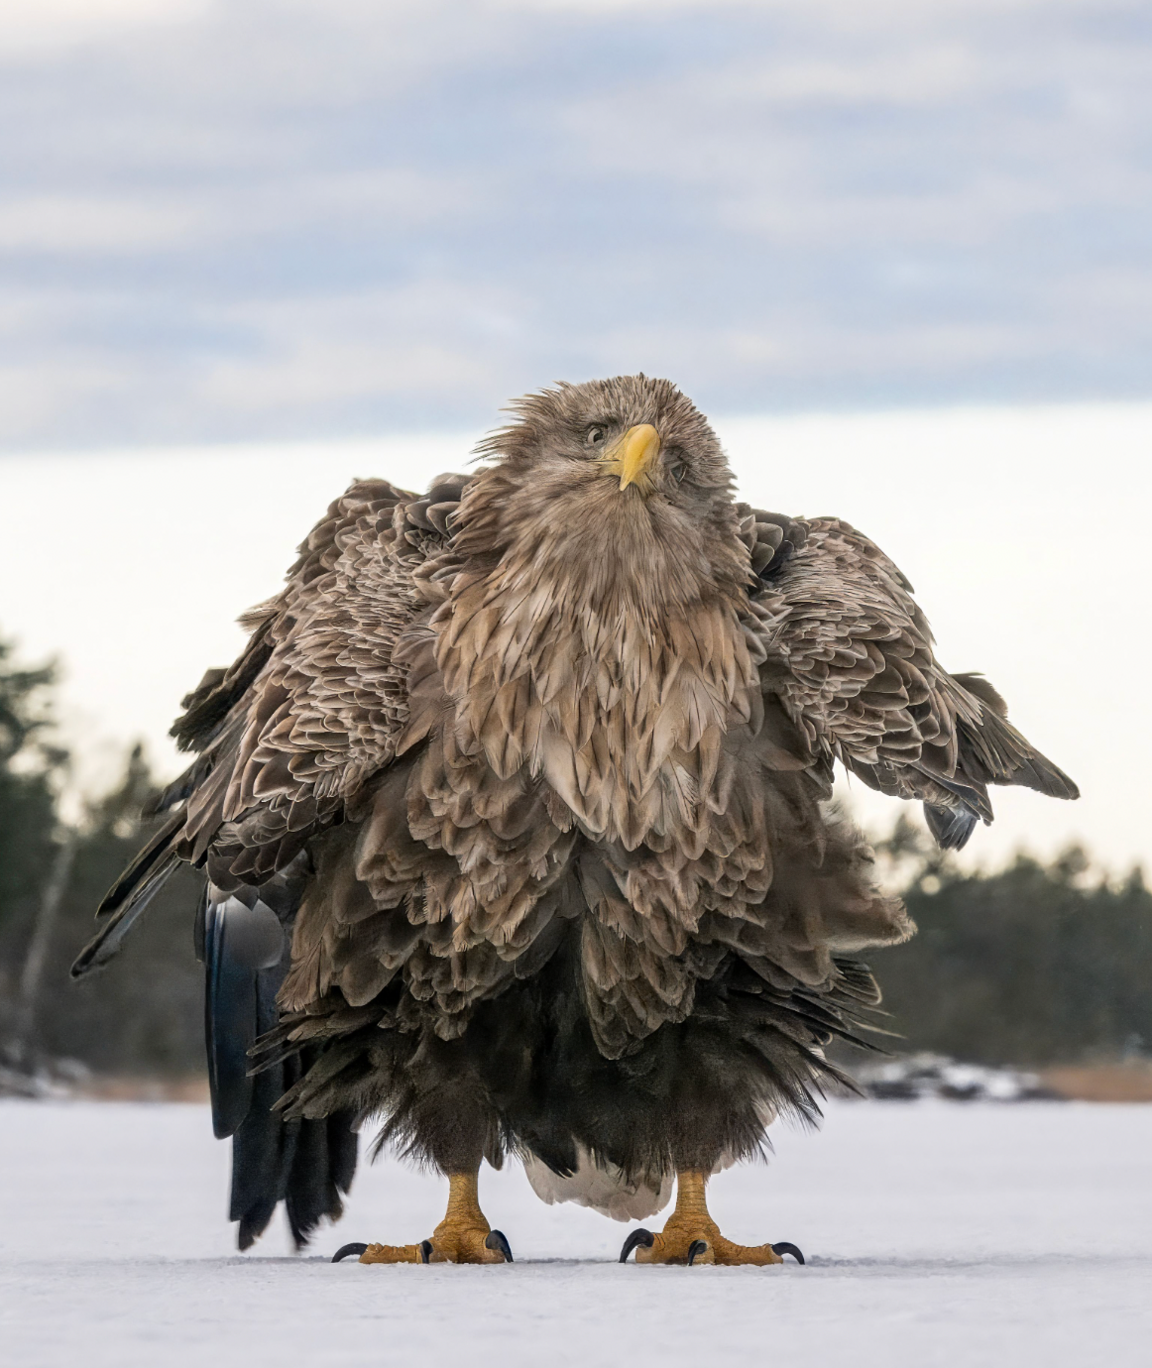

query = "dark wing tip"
(1017, 757), (1080, 801)
(952, 680), (1079, 804)
(71, 848), (180, 978)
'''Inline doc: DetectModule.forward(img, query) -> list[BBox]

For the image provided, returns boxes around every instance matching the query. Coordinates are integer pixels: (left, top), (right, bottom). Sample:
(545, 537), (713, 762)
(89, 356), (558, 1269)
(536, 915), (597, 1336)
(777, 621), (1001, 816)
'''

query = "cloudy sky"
(2, 0), (1151, 448)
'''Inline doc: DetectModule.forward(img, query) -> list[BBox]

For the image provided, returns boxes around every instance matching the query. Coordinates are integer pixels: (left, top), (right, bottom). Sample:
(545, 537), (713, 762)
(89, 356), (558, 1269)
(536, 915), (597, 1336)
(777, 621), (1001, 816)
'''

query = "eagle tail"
(202, 891), (358, 1250)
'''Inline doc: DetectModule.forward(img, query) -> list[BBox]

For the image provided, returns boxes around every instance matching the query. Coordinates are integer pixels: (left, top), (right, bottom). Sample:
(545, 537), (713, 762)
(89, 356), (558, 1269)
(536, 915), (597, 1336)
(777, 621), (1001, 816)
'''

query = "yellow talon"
(352, 1172), (513, 1266)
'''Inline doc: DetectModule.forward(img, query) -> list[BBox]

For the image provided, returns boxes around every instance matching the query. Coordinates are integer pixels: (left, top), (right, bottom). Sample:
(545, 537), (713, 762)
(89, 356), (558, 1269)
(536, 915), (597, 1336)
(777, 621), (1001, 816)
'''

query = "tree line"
(0, 631), (1148, 1080)
(869, 816), (1151, 1065)
(0, 637), (203, 1078)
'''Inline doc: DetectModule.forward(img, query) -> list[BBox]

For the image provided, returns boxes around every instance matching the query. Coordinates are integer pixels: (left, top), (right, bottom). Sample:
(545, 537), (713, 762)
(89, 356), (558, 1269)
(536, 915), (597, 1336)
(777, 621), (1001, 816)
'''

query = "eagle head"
(461, 374), (750, 615)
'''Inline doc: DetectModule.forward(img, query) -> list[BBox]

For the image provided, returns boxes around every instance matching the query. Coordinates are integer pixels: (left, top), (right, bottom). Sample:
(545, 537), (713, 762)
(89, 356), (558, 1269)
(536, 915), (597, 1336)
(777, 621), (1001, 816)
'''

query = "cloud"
(1, 0), (1150, 448)
(0, 195), (206, 253)
(0, 0), (212, 55)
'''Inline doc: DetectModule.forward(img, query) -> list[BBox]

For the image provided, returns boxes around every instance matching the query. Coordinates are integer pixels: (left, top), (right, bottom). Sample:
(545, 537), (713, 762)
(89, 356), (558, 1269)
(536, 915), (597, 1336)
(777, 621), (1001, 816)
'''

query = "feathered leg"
(619, 1171), (803, 1267)
(334, 1170), (512, 1265)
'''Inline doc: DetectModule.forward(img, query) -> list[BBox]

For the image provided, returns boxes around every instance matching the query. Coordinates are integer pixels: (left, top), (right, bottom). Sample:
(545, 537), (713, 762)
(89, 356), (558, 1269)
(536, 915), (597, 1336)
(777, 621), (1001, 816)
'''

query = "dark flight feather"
(70, 846), (181, 978)
(202, 887), (356, 1248)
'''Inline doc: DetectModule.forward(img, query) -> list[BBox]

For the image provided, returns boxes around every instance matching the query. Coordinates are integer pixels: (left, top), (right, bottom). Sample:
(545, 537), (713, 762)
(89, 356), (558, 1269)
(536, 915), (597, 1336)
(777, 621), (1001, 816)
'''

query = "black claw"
(331, 1242), (369, 1263)
(771, 1242), (805, 1265)
(484, 1229), (514, 1262)
(419, 1240), (434, 1263)
(619, 1228), (656, 1263)
(687, 1240), (709, 1266)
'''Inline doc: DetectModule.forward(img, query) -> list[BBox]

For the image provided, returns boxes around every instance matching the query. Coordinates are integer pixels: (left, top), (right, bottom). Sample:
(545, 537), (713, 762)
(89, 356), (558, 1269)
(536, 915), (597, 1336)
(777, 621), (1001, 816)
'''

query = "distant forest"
(1, 631), (1149, 1079)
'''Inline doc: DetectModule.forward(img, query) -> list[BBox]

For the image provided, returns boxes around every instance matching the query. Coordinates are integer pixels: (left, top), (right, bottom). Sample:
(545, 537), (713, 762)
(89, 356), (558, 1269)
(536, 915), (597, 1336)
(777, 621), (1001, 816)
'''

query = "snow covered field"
(2, 1099), (1149, 1368)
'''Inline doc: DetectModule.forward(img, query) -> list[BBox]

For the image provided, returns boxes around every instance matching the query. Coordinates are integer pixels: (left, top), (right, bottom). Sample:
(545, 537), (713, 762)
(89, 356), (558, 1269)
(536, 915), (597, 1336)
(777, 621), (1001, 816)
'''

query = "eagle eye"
(584, 424), (607, 447)
(666, 453), (689, 485)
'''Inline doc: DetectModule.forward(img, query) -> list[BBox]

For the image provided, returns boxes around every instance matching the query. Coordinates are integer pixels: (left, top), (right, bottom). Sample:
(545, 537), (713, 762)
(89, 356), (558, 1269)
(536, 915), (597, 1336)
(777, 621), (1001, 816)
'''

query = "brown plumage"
(75, 375), (1077, 1254)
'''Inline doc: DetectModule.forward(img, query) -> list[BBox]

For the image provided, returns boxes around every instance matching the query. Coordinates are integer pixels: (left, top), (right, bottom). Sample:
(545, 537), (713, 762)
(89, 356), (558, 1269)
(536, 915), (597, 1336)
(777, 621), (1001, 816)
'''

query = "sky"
(0, 2), (1149, 871)
(1, 0), (1151, 447)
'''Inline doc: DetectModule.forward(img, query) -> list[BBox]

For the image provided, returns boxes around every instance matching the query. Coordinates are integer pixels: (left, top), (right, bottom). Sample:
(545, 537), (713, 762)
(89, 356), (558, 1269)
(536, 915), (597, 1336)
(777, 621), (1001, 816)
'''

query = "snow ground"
(1, 1099), (1149, 1368)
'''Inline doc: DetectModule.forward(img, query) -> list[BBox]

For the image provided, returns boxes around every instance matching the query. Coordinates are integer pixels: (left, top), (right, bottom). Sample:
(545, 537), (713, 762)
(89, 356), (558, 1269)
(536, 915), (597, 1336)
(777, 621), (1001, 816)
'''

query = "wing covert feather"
(168, 474), (471, 885)
(746, 515), (1077, 845)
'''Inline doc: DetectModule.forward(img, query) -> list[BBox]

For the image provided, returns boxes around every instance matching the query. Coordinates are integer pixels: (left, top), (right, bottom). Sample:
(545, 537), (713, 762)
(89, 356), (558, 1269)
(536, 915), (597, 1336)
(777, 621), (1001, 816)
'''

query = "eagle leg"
(356, 1171), (513, 1266)
(620, 1172), (802, 1268)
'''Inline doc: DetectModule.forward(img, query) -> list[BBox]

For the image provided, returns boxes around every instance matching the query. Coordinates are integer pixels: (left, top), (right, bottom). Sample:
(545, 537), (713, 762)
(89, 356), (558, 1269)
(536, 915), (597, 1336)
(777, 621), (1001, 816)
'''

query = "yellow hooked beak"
(601, 423), (661, 493)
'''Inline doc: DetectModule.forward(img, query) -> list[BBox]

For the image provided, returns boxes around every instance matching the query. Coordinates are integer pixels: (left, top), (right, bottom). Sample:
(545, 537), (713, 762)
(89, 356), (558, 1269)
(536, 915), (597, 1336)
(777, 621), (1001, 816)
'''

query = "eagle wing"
(71, 472), (469, 1248)
(741, 509), (1078, 848)
(76, 473), (471, 965)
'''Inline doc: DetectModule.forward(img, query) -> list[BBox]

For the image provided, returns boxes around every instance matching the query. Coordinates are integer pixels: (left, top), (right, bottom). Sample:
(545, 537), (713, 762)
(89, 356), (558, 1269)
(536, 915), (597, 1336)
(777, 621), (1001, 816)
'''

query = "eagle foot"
(619, 1171), (802, 1267)
(423, 1223), (512, 1265)
(349, 1171), (512, 1266)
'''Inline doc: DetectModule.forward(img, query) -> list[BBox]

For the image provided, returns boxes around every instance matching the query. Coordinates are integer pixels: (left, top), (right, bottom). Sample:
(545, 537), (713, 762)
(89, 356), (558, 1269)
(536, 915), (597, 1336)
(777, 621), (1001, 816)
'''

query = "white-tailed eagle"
(75, 376), (1076, 1266)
